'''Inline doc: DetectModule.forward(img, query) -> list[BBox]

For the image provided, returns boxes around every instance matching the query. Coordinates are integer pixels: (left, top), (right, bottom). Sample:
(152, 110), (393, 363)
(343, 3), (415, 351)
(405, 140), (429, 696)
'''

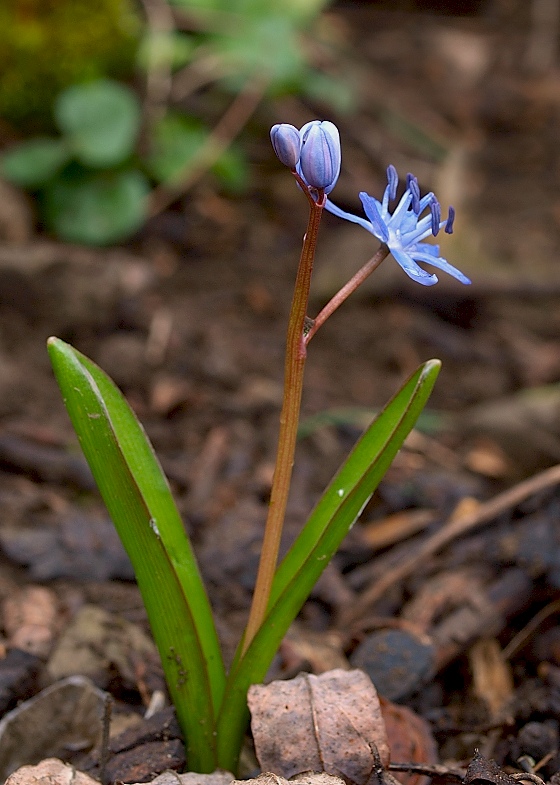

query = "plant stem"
(304, 245), (389, 345)
(242, 191), (324, 653)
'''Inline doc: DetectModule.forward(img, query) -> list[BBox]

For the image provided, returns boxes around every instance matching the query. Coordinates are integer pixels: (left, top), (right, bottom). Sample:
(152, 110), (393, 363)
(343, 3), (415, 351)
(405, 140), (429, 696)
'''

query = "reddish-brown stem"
(242, 191), (324, 653)
(304, 245), (390, 346)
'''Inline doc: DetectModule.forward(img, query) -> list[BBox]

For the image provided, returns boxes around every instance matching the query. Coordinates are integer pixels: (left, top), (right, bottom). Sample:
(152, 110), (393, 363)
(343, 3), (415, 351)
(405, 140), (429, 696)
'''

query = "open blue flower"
(325, 166), (471, 286)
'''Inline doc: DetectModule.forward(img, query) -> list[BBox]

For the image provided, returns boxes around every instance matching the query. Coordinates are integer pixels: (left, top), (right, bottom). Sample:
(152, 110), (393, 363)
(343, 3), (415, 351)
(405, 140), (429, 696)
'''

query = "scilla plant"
(47, 121), (470, 774)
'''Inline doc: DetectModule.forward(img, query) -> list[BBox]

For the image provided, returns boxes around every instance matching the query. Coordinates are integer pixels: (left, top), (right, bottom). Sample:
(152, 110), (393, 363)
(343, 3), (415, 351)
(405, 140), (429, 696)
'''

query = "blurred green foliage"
(147, 113), (246, 190)
(158, 0), (352, 108)
(0, 0), (353, 245)
(1, 79), (246, 245)
(2, 80), (149, 245)
(0, 0), (139, 131)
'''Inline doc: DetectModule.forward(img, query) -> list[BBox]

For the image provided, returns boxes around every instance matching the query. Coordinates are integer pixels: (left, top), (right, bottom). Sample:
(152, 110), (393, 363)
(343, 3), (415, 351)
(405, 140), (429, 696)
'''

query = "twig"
(389, 762), (466, 782)
(344, 462), (560, 623)
(139, 0), (175, 129)
(502, 597), (560, 660)
(99, 693), (113, 785)
(171, 51), (227, 102)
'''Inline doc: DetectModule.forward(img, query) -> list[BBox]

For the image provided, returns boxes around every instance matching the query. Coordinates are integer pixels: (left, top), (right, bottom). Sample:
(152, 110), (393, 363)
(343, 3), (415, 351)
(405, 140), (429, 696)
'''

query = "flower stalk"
(304, 244), (390, 346)
(242, 187), (325, 652)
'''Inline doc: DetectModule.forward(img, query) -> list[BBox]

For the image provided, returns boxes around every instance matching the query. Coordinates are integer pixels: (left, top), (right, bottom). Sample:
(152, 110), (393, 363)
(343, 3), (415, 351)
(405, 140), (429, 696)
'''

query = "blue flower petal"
(391, 249), (438, 286)
(324, 198), (376, 234)
(387, 190), (413, 228)
(410, 251), (472, 285)
(414, 242), (440, 257)
(359, 193), (389, 243)
(399, 210), (419, 236)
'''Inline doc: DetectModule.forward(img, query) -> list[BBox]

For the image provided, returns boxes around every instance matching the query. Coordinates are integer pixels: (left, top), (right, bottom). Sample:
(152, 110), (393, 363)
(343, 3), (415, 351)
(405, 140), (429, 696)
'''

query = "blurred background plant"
(0, 0), (353, 245)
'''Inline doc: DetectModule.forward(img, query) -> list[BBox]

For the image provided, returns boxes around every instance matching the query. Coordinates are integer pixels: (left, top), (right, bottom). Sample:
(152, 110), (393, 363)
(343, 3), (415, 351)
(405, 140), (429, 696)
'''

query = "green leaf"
(147, 114), (207, 185)
(137, 30), (195, 72)
(211, 146), (248, 192)
(0, 138), (70, 188)
(302, 71), (357, 114)
(148, 113), (248, 191)
(216, 359), (441, 771)
(47, 338), (226, 772)
(55, 80), (141, 167)
(44, 169), (149, 245)
(218, 14), (305, 88)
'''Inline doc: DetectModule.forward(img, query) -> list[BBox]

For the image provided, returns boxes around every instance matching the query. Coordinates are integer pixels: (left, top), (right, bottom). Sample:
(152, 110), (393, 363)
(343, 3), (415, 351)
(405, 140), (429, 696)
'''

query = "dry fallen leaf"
(0, 676), (106, 780)
(248, 669), (389, 784)
(464, 750), (519, 785)
(130, 770), (235, 785)
(469, 638), (513, 720)
(232, 771), (345, 785)
(47, 604), (158, 690)
(2, 585), (60, 658)
(379, 698), (438, 785)
(4, 757), (98, 785)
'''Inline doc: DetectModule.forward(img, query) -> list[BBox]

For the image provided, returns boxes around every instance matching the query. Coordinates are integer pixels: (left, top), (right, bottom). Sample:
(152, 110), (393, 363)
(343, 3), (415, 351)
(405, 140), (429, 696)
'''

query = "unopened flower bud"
(298, 120), (341, 194)
(270, 124), (301, 169)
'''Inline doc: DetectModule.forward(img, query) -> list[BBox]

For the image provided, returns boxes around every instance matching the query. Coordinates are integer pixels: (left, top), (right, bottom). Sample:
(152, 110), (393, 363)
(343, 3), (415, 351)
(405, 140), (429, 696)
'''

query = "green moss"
(0, 0), (140, 132)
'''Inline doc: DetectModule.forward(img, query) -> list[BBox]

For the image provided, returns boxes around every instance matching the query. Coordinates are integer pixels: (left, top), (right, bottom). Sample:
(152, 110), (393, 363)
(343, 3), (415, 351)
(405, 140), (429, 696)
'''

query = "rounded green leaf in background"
(147, 114), (207, 185)
(148, 113), (247, 191)
(54, 80), (141, 168)
(44, 169), (149, 245)
(0, 138), (71, 188)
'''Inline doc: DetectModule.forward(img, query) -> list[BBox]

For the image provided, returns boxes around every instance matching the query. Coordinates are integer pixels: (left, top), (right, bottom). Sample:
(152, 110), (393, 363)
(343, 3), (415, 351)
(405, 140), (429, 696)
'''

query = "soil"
(1, 2), (560, 784)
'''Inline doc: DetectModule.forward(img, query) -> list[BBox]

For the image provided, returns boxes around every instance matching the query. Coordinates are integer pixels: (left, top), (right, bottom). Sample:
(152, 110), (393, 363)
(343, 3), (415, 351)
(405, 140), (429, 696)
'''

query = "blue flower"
(325, 165), (471, 286)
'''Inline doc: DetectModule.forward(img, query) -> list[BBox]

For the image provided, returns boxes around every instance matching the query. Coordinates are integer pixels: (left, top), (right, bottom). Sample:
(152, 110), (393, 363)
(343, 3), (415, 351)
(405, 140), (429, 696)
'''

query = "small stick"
(99, 692), (113, 785)
(139, 0), (175, 129)
(345, 462), (560, 623)
(502, 597), (560, 660)
(389, 762), (466, 782)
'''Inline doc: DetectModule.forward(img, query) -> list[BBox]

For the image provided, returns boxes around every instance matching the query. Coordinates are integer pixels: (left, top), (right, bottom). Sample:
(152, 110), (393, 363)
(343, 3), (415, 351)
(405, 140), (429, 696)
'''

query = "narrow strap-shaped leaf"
(270, 358), (441, 607)
(48, 337), (225, 771)
(216, 359), (440, 771)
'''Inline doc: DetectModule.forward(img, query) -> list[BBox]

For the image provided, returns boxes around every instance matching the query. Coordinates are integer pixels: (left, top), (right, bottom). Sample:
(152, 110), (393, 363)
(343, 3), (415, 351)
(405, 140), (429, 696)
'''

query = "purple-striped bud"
(270, 124), (301, 169)
(298, 120), (341, 194)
